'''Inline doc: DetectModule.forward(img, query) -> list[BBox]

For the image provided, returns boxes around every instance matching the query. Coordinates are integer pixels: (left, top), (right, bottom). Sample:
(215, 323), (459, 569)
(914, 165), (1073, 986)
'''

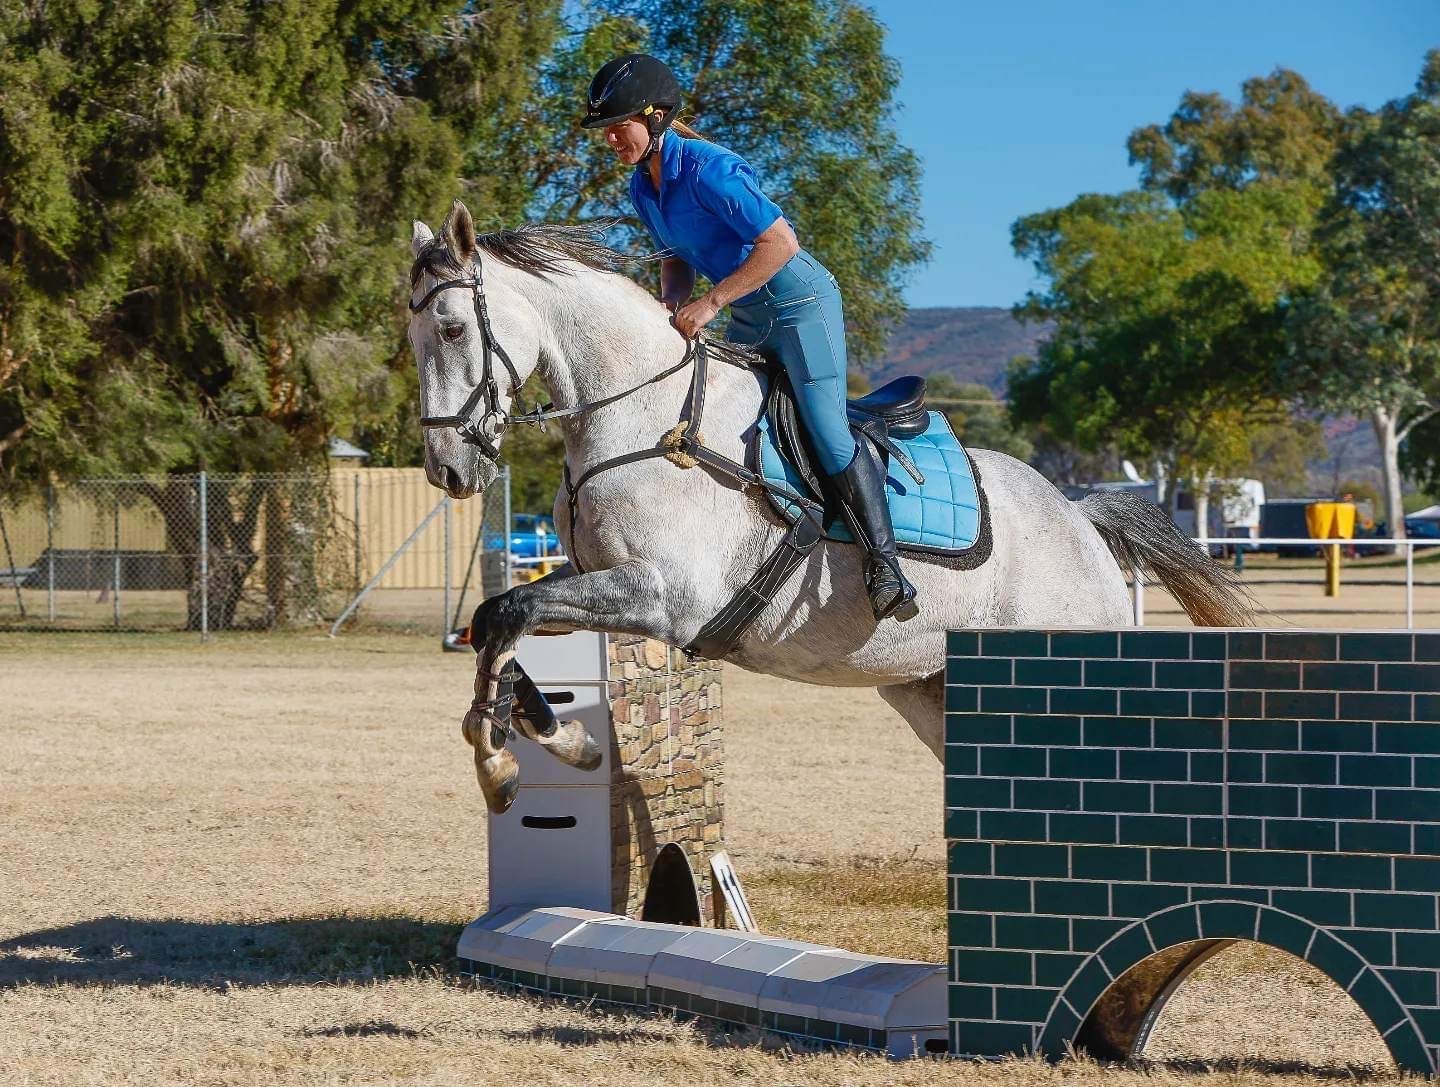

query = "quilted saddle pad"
(754, 409), (987, 557)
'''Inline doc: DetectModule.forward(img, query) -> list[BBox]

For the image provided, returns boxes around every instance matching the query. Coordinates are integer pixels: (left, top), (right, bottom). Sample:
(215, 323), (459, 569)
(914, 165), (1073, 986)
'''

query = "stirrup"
(866, 557), (918, 622)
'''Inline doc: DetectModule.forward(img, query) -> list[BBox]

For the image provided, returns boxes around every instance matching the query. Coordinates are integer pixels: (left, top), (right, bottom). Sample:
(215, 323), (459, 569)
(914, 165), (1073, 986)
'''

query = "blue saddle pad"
(755, 409), (986, 556)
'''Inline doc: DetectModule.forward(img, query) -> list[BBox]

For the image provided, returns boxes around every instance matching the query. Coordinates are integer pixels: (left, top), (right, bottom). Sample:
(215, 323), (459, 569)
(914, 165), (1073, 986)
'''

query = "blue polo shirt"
(629, 134), (785, 288)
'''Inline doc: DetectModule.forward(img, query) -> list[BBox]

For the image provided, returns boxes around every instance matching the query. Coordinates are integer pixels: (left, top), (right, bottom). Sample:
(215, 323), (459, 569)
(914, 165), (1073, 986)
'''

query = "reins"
(412, 249), (828, 655)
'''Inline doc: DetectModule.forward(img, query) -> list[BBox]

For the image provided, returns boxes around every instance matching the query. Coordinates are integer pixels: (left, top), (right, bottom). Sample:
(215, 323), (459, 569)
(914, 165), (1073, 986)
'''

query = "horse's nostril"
(442, 466), (462, 493)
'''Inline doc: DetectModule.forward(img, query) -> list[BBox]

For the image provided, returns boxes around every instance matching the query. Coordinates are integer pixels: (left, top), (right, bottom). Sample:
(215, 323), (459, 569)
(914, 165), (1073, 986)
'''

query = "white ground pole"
(460, 630), (949, 1059)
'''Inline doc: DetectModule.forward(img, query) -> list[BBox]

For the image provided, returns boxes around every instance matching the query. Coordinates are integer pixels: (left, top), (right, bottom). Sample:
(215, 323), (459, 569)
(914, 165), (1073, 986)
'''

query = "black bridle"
(410, 250), (700, 459)
(410, 253), (528, 460)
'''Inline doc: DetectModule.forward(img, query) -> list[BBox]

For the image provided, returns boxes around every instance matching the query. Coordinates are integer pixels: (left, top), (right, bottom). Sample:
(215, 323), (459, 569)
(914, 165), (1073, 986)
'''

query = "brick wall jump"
(945, 629), (1440, 1073)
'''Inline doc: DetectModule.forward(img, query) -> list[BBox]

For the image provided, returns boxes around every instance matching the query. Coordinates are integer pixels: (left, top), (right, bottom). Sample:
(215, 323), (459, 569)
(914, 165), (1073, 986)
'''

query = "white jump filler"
(458, 630), (947, 1057)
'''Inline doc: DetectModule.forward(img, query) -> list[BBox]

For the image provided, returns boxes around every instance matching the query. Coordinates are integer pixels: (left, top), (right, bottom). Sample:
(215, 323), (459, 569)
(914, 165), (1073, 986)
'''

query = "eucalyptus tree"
(1287, 51), (1440, 539)
(1009, 70), (1341, 526)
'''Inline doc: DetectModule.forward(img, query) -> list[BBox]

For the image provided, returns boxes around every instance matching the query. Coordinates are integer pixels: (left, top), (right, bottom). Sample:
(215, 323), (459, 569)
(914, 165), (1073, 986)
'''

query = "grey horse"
(408, 201), (1251, 814)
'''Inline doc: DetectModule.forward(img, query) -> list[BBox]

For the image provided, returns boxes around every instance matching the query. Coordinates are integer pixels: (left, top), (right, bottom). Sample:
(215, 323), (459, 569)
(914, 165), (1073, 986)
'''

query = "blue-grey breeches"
(726, 249), (857, 476)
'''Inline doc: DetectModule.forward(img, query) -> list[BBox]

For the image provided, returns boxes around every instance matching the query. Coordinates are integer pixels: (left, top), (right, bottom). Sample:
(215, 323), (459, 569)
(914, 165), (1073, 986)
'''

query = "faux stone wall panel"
(607, 634), (724, 923)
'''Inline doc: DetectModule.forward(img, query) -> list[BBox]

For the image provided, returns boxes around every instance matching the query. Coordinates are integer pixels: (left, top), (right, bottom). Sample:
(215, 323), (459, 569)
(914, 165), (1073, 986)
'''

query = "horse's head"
(407, 200), (541, 499)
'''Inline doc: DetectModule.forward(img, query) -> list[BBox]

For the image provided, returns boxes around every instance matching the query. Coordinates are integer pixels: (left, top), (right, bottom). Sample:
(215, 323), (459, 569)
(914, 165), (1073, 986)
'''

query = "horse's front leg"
(462, 560), (675, 813)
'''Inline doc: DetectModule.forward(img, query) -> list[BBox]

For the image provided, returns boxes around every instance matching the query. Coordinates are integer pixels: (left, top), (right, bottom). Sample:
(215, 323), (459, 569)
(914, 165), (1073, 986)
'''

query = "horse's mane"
(410, 221), (629, 286)
(410, 220), (757, 365)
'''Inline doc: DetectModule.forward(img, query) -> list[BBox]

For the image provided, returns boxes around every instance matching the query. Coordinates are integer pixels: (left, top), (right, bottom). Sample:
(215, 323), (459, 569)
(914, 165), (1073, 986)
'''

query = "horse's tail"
(1079, 490), (1255, 627)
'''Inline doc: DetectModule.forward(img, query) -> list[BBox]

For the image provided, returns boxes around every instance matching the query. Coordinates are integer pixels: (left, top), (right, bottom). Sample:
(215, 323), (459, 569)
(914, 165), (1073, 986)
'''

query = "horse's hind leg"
(464, 560), (675, 813)
(878, 672), (945, 762)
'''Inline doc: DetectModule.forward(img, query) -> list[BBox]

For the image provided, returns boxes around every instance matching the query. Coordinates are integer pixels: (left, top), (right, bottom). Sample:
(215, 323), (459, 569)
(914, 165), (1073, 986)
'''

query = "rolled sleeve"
(694, 154), (784, 243)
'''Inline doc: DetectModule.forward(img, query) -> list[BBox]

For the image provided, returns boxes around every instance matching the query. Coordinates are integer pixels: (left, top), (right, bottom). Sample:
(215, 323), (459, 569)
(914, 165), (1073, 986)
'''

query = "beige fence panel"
(334, 468), (489, 589)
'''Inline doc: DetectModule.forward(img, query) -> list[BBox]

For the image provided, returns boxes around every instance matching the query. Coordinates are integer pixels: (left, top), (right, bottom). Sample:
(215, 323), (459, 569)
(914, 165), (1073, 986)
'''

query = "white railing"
(1138, 536), (1440, 629)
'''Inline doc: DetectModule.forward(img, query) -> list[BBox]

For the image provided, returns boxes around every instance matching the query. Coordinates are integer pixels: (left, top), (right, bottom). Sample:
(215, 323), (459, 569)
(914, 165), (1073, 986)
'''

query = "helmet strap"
(639, 107), (668, 163)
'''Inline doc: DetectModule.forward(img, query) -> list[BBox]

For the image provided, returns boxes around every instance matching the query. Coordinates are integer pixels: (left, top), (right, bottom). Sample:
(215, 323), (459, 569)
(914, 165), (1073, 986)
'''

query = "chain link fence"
(0, 468), (513, 636)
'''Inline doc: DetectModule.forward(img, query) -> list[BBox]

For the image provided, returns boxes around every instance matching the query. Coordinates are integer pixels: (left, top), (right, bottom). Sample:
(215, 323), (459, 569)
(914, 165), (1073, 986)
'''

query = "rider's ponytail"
(670, 118), (706, 140)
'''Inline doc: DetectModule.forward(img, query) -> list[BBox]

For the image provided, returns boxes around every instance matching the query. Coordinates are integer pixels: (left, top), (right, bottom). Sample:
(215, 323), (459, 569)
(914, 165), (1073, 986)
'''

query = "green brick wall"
(945, 629), (1440, 1073)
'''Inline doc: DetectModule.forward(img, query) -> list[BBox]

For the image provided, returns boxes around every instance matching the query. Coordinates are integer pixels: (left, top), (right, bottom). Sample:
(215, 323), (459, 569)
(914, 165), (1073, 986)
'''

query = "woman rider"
(582, 53), (917, 622)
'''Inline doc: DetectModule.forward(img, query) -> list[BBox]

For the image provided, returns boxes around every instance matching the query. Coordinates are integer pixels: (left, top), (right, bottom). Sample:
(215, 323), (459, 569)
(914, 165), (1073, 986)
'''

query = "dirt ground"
(0, 632), (1410, 1085)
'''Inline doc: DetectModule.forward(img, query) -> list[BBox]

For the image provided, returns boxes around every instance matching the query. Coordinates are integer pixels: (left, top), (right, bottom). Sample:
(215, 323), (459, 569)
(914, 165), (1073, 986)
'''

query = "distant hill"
(873, 307), (1386, 501)
(869, 307), (1052, 393)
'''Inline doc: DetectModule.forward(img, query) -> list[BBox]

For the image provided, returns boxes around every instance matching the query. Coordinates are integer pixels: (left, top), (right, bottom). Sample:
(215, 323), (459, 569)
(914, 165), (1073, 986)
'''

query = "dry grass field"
(0, 631), (1414, 1085)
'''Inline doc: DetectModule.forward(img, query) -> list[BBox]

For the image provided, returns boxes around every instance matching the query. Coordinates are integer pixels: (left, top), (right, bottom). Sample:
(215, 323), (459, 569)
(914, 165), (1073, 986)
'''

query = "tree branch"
(0, 421), (29, 457)
(1397, 406), (1440, 444)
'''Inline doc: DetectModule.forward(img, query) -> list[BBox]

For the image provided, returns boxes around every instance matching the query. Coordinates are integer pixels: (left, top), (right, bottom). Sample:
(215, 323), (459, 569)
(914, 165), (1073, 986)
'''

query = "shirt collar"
(637, 132), (684, 197)
(659, 131), (684, 184)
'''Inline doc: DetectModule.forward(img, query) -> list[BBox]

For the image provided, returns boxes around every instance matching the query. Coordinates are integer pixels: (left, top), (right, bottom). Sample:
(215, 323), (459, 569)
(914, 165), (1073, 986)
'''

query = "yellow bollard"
(1307, 501), (1357, 598)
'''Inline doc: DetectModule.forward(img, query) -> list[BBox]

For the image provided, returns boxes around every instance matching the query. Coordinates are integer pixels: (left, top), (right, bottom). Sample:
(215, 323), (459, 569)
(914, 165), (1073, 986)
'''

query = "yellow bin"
(1306, 502), (1356, 540)
(1307, 502), (1357, 598)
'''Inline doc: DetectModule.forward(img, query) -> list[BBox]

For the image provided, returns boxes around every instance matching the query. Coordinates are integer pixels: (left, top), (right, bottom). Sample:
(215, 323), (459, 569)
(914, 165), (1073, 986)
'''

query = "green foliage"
(1127, 68), (1345, 202)
(923, 373), (1031, 462)
(0, 1), (561, 489)
(1008, 69), (1338, 492)
(505, 425), (568, 516)
(1247, 418), (1327, 497)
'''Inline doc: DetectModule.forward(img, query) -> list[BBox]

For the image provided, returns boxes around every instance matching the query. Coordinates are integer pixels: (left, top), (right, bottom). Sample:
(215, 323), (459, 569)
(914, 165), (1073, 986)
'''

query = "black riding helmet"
(582, 53), (682, 134)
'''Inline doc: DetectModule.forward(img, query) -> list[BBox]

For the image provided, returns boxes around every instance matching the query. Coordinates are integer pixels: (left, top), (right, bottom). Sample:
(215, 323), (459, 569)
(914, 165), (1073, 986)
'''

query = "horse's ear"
(441, 199), (477, 264)
(411, 220), (434, 259)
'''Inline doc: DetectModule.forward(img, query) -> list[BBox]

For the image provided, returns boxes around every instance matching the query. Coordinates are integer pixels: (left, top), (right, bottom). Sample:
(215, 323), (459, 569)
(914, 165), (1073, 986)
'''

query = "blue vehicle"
(480, 513), (562, 559)
(1405, 506), (1440, 540)
(510, 513), (560, 559)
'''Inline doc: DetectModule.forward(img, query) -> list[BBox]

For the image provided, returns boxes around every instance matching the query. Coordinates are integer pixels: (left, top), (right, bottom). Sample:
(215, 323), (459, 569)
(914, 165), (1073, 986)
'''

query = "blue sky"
(876, 1), (1440, 309)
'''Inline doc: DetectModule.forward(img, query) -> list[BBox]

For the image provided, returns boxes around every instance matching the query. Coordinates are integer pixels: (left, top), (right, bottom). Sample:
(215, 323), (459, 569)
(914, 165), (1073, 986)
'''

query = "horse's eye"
(442, 324), (465, 342)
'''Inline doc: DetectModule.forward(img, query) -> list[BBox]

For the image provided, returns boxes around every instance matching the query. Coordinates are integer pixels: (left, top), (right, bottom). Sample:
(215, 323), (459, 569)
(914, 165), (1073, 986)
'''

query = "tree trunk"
(1371, 407), (1407, 551)
(262, 479), (326, 629)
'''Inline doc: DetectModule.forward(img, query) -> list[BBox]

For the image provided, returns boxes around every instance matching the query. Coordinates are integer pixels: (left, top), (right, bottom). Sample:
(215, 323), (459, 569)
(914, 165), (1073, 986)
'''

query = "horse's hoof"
(538, 719), (603, 772)
(475, 748), (520, 813)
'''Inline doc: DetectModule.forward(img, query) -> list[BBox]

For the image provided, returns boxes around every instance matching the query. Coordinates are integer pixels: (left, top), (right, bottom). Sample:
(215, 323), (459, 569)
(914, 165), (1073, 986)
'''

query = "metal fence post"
(46, 485), (55, 622)
(112, 494), (121, 628)
(503, 467), (513, 588)
(443, 495), (453, 641)
(0, 502), (25, 619)
(199, 472), (209, 642)
(1132, 572), (1145, 627)
(353, 473), (362, 589)
(1407, 540), (1415, 630)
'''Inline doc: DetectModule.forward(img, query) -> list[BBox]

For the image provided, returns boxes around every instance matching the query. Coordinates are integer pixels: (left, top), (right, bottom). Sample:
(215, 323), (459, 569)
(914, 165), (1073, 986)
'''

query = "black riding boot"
(829, 444), (919, 622)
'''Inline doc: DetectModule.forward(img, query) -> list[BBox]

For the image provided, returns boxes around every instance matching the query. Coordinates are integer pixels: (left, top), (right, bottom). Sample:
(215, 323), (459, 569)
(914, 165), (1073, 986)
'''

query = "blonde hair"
(670, 118), (705, 141)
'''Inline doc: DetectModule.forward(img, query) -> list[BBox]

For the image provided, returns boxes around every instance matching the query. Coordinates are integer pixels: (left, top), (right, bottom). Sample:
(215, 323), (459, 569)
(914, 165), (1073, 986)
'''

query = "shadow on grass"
(498, 1022), (698, 1048)
(1136, 1057), (1398, 1081)
(0, 915), (463, 989)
